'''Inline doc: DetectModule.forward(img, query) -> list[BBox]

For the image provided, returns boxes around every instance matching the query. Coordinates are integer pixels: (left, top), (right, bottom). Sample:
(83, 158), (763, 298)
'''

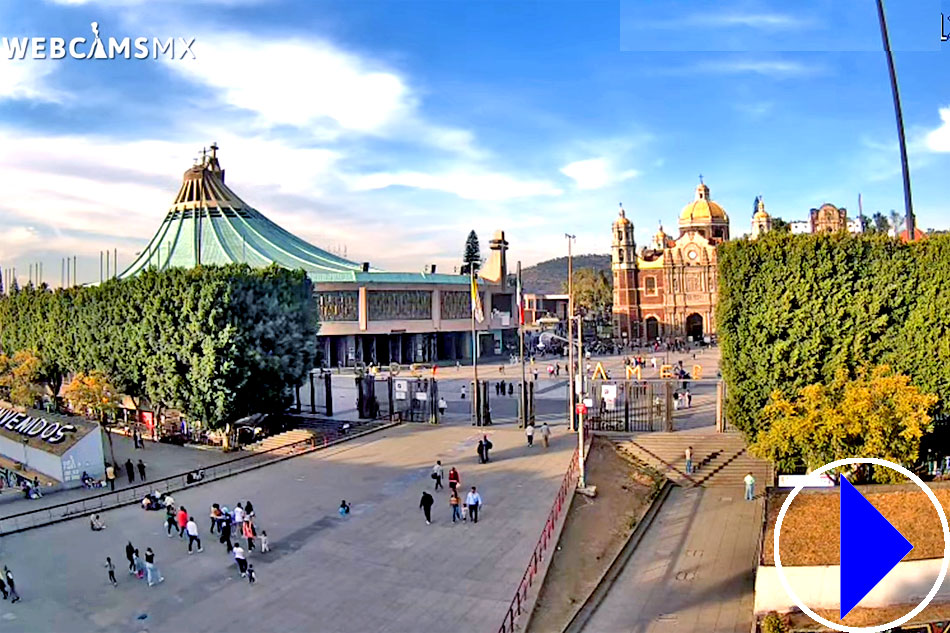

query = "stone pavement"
(0, 422), (576, 632)
(582, 486), (764, 633)
(0, 433), (232, 513)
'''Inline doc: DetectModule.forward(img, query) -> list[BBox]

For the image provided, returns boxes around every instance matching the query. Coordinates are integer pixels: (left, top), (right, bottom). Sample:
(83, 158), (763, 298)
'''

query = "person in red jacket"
(176, 506), (188, 539)
(448, 467), (460, 494)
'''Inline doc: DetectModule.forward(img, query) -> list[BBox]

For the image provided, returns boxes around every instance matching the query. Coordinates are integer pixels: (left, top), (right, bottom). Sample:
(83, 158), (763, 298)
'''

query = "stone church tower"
(750, 196), (772, 240)
(611, 206), (640, 342)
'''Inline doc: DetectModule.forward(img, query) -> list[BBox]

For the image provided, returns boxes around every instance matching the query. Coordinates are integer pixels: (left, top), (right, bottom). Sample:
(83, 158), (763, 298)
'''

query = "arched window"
(645, 277), (656, 295)
(618, 249), (624, 263)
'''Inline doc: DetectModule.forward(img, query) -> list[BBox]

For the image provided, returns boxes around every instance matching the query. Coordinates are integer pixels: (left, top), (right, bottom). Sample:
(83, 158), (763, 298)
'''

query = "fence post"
(309, 371), (316, 414)
(324, 372), (333, 417)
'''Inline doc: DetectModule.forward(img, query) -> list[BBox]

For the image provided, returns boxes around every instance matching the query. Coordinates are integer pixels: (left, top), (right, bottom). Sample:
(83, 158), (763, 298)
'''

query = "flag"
(471, 274), (485, 323)
(516, 273), (524, 326)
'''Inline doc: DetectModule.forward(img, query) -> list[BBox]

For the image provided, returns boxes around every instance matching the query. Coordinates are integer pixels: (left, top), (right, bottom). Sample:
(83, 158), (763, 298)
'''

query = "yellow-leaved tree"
(750, 366), (937, 483)
(0, 350), (43, 408)
(63, 370), (119, 423)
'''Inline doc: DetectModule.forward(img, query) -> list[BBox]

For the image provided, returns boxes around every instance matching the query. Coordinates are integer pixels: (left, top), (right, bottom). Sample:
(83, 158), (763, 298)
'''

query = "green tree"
(889, 209), (904, 236)
(871, 212), (890, 233)
(462, 230), (481, 275)
(562, 268), (612, 316)
(750, 366), (936, 483)
(770, 217), (790, 234)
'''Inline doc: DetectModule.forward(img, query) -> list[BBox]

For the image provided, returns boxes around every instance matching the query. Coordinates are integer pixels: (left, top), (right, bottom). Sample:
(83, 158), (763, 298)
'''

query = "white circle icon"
(773, 457), (950, 632)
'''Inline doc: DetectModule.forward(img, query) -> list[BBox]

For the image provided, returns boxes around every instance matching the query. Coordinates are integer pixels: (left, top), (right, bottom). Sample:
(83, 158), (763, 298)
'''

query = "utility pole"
(875, 0), (915, 240)
(566, 233), (576, 431)
(577, 315), (586, 488)
(471, 265), (480, 426)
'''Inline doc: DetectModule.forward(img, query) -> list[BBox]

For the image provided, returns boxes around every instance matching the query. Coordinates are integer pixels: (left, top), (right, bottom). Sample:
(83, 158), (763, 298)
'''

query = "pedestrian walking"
(106, 463), (116, 491)
(244, 500), (255, 518)
(686, 390), (692, 408)
(104, 557), (117, 587)
(144, 547), (164, 586)
(137, 459), (147, 481)
(438, 397), (447, 417)
(247, 564), (256, 584)
(132, 549), (146, 579)
(260, 530), (270, 553)
(525, 424), (535, 447)
(465, 487), (483, 524)
(744, 472), (756, 501)
(509, 382), (514, 396)
(220, 516), (233, 552)
(419, 490), (434, 524)
(432, 460), (444, 491)
(186, 516), (203, 553)
(4, 566), (19, 603)
(540, 422), (551, 448)
(209, 503), (222, 534)
(450, 490), (461, 523)
(125, 458), (135, 484)
(242, 519), (256, 551)
(338, 500), (351, 516)
(0, 572), (7, 599)
(460, 385), (466, 400)
(448, 467), (460, 494)
(685, 446), (693, 475)
(177, 506), (188, 538)
(477, 438), (486, 464)
(233, 543), (248, 577)
(125, 541), (135, 573)
(482, 435), (493, 462)
(165, 503), (177, 537)
(233, 503), (245, 526)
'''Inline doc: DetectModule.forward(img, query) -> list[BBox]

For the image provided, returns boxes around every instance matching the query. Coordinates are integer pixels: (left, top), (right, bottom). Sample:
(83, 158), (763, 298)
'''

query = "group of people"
(103, 458), (147, 491)
(545, 363), (562, 377)
(524, 422), (551, 448)
(120, 542), (165, 587)
(424, 461), (484, 525)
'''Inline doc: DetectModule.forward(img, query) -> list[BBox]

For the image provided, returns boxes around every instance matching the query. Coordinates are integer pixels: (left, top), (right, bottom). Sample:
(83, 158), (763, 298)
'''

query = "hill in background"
(520, 254), (611, 295)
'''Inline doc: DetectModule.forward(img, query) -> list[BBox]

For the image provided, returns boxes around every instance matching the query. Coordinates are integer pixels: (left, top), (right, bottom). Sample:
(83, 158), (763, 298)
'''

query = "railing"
(0, 424), (383, 536)
(497, 446), (580, 633)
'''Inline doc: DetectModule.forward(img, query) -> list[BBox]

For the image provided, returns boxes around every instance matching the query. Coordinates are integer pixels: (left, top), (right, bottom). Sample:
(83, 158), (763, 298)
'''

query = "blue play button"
(840, 477), (914, 618)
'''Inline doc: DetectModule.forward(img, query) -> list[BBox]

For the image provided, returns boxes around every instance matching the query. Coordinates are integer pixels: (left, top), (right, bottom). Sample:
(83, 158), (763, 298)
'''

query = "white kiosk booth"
(0, 404), (105, 490)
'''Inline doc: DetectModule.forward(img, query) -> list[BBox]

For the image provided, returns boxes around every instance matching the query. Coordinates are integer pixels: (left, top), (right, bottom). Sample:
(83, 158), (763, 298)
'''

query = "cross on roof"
(210, 142), (218, 159)
(699, 173), (704, 184)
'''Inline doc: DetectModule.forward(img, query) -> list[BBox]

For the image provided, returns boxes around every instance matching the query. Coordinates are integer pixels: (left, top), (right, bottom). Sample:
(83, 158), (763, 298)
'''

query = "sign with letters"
(0, 406), (77, 444)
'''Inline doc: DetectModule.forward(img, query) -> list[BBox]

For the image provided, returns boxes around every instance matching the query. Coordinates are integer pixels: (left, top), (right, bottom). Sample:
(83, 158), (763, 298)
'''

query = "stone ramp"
(611, 431), (772, 488)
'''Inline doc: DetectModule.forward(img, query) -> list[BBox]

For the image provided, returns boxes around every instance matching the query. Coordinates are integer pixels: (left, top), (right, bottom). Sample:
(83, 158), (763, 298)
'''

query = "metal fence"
(587, 380), (673, 432)
(0, 428), (372, 536)
(497, 445), (580, 633)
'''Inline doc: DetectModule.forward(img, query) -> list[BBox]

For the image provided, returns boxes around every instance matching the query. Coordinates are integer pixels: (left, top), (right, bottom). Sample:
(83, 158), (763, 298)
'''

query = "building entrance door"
(645, 316), (659, 341)
(686, 313), (703, 340)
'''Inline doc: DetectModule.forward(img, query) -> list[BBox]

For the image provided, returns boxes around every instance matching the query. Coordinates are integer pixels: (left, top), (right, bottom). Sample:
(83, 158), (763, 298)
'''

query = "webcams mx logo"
(3, 22), (196, 60)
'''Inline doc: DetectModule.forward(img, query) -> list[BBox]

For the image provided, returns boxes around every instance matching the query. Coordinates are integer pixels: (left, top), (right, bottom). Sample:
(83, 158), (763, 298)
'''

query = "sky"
(1, 0), (949, 286)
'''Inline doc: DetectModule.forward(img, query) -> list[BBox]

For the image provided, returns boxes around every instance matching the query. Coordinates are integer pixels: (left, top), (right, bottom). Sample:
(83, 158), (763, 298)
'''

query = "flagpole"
(518, 260), (527, 429)
(471, 265), (480, 426)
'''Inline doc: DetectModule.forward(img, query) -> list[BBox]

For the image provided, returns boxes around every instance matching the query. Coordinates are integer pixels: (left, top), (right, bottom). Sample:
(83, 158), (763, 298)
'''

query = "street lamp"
(565, 233), (576, 431)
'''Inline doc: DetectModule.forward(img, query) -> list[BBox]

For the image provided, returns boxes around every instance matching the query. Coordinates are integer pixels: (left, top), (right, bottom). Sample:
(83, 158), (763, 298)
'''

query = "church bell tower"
(611, 205), (640, 343)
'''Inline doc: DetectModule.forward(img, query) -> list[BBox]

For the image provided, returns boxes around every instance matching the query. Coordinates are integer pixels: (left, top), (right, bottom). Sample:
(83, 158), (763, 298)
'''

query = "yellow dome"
(614, 206), (631, 225)
(753, 196), (769, 220)
(680, 183), (728, 223)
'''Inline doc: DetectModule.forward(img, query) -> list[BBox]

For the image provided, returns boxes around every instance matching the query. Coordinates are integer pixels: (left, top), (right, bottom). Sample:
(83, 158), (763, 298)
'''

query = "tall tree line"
(0, 264), (317, 430)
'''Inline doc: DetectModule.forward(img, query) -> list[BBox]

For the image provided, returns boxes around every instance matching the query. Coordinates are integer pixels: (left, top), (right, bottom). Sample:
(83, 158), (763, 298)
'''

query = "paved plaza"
(0, 422), (576, 633)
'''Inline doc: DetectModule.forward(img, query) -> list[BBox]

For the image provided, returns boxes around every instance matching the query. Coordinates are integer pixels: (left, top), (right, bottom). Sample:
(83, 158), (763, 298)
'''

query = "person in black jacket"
(419, 491), (434, 525)
(125, 458), (135, 484)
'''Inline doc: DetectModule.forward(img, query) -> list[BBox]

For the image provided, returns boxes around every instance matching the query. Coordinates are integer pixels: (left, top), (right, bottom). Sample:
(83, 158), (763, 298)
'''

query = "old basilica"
(611, 180), (729, 344)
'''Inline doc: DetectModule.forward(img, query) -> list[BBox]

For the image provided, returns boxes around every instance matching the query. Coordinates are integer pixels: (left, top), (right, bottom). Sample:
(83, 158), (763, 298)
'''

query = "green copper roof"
(119, 147), (468, 286)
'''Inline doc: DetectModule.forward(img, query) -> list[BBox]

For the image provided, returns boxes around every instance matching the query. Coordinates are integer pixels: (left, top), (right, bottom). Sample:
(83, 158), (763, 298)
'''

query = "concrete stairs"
(611, 432), (772, 488)
(246, 428), (318, 453)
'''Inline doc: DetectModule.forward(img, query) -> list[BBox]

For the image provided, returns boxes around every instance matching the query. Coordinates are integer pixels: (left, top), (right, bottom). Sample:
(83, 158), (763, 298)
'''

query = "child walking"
(104, 557), (117, 587)
(260, 530), (270, 553)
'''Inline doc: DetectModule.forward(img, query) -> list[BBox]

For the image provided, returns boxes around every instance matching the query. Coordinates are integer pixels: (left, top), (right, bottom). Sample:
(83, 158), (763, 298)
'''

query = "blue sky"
(1, 0), (949, 285)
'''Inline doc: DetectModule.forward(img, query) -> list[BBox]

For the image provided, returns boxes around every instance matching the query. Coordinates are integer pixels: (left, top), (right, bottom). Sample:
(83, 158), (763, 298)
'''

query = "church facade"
(611, 181), (729, 344)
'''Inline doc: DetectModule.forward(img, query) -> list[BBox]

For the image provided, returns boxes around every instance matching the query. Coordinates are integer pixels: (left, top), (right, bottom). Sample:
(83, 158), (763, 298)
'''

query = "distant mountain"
(520, 254), (611, 295)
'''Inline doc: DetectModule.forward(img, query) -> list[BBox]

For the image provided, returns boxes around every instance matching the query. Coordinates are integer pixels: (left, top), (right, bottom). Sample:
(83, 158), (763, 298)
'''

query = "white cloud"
(0, 59), (63, 102)
(925, 107), (950, 152)
(560, 158), (638, 190)
(692, 60), (819, 77)
(349, 170), (562, 201)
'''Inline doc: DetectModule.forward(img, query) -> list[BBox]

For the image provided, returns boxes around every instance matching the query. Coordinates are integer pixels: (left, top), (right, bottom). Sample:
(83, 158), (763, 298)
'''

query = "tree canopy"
(562, 268), (612, 316)
(0, 264), (317, 429)
(462, 230), (481, 274)
(717, 231), (950, 438)
(750, 366), (937, 482)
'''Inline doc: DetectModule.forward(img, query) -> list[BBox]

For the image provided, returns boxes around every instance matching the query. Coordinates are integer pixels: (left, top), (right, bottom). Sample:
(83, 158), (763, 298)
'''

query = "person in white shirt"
(232, 543), (247, 577)
(540, 422), (551, 449)
(744, 472), (756, 501)
(432, 460), (444, 491)
(185, 517), (203, 553)
(465, 487), (483, 524)
(233, 503), (245, 525)
(525, 424), (535, 447)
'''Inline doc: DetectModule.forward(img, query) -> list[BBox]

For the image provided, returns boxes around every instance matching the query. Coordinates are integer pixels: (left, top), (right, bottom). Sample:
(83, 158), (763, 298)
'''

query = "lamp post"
(875, 0), (915, 240)
(565, 233), (576, 431)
